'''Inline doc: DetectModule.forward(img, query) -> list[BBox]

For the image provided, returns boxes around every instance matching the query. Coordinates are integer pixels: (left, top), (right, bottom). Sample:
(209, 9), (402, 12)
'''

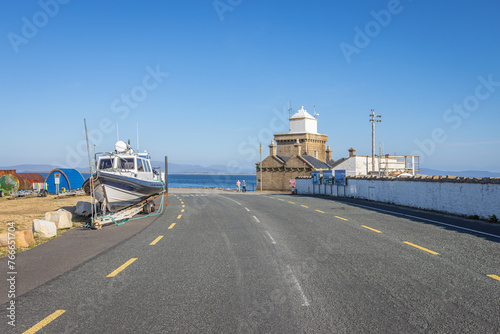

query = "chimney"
(348, 147), (356, 157)
(294, 139), (301, 156)
(269, 140), (277, 156)
(326, 146), (332, 161)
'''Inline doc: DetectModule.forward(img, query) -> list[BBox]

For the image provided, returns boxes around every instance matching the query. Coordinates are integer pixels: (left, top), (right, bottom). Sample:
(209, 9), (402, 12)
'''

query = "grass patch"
(488, 214), (499, 224)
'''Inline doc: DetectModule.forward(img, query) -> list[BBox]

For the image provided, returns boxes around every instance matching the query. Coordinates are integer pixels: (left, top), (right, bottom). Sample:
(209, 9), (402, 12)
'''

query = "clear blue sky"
(1, 0), (499, 172)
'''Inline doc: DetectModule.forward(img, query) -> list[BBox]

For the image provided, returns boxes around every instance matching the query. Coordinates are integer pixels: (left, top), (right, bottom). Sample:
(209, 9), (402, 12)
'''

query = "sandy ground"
(0, 194), (92, 233)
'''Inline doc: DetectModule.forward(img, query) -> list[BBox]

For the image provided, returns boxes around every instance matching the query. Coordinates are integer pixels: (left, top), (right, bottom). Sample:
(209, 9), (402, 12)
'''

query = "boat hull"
(85, 172), (164, 212)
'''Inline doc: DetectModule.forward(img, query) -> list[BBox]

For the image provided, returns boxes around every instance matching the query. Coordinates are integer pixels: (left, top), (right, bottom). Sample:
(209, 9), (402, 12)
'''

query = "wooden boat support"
(92, 192), (166, 229)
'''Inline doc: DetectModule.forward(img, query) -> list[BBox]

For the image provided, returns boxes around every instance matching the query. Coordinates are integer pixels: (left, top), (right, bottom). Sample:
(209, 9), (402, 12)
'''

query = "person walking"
(236, 180), (241, 192)
(242, 180), (246, 192)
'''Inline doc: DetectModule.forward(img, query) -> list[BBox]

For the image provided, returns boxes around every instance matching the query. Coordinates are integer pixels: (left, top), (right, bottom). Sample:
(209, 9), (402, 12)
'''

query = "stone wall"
(257, 169), (306, 191)
(274, 133), (328, 162)
(295, 175), (500, 219)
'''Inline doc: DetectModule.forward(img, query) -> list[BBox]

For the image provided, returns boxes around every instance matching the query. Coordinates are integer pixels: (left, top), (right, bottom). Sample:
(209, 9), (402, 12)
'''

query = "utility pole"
(369, 109), (381, 174)
(259, 142), (263, 192)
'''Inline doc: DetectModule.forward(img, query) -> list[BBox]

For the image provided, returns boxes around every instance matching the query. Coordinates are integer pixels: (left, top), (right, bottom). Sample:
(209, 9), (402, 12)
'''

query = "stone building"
(256, 106), (333, 191)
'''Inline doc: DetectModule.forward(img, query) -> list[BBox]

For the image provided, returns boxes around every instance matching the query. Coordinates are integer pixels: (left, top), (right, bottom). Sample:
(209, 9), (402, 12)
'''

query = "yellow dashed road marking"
(23, 310), (66, 334)
(487, 274), (500, 282)
(149, 236), (164, 245)
(403, 241), (439, 255)
(362, 225), (382, 233)
(107, 258), (137, 277)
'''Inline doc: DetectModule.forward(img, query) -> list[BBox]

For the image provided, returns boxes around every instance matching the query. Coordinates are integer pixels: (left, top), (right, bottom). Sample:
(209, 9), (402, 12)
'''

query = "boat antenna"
(84, 118), (97, 227)
(137, 122), (139, 152)
(116, 123), (119, 141)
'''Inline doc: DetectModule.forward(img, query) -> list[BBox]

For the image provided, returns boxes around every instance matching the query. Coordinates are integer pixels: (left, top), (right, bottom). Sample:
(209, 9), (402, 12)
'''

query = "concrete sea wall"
(295, 175), (500, 219)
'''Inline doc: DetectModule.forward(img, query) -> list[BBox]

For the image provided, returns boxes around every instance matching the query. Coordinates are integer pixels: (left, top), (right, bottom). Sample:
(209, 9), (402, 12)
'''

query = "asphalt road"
(2, 189), (499, 333)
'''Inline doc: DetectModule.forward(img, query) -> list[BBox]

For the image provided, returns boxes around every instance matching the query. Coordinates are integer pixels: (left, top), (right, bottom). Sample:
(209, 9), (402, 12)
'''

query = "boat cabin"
(97, 155), (152, 173)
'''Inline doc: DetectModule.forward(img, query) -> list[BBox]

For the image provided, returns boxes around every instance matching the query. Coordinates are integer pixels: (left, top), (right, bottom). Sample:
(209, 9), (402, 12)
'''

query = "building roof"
(301, 155), (331, 169)
(290, 106), (315, 120)
(273, 154), (330, 169)
(45, 168), (85, 194)
(329, 157), (349, 169)
(276, 155), (291, 163)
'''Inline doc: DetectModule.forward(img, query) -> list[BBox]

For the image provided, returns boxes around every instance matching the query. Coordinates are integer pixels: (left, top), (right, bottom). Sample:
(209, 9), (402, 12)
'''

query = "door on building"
(369, 186), (376, 201)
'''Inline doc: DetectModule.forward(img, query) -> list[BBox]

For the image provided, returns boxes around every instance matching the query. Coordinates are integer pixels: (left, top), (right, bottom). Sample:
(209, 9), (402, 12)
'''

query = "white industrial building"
(330, 148), (419, 177)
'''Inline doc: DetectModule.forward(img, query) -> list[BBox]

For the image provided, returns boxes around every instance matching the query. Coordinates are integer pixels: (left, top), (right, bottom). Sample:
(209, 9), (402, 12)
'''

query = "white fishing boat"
(84, 140), (165, 213)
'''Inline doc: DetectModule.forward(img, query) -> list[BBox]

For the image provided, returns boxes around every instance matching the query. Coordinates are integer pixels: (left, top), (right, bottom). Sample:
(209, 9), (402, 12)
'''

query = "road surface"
(2, 189), (500, 333)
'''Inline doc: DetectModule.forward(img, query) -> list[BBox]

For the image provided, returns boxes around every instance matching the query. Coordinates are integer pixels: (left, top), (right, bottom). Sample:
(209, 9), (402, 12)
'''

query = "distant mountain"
(0, 164), (60, 172)
(0, 164), (90, 173)
(4, 164), (498, 177)
(419, 168), (500, 178)
(1, 162), (254, 175)
(150, 161), (255, 174)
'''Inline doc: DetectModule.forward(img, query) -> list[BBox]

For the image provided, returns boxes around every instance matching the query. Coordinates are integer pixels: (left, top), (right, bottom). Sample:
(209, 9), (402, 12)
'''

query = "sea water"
(39, 172), (257, 191)
(167, 174), (256, 191)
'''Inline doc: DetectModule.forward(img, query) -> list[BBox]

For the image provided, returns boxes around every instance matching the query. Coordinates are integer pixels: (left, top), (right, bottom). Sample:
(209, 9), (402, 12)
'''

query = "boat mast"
(84, 118), (97, 227)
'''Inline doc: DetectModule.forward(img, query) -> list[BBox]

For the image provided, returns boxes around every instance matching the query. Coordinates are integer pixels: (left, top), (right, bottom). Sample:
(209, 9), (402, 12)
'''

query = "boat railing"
(152, 167), (163, 182)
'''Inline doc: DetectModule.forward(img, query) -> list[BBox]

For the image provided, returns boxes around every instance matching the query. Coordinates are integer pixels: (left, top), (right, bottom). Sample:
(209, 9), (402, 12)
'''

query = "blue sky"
(1, 0), (499, 172)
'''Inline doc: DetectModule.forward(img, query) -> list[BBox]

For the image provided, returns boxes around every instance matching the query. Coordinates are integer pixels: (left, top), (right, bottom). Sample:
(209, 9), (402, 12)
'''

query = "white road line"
(253, 215), (260, 223)
(346, 202), (500, 239)
(245, 207), (250, 211)
(265, 231), (276, 244)
(286, 265), (309, 306)
(221, 196), (242, 206)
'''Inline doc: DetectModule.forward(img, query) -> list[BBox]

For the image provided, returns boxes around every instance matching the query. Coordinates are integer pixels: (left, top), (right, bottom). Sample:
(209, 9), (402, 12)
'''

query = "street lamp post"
(259, 142), (263, 192)
(369, 109), (381, 174)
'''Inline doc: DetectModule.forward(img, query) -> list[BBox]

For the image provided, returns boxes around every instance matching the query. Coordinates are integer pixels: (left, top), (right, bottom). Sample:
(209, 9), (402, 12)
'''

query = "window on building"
(314, 151), (318, 159)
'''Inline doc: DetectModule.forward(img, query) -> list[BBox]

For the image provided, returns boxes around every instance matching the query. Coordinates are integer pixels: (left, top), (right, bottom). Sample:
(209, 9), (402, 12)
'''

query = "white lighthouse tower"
(289, 106), (318, 134)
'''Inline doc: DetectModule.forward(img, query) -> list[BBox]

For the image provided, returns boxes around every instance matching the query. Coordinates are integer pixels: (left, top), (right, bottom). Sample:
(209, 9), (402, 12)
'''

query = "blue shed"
(45, 168), (85, 194)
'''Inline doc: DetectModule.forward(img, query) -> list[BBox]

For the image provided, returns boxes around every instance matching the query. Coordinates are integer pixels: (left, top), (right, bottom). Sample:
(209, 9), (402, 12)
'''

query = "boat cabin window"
(98, 158), (113, 170)
(117, 157), (135, 170)
(137, 158), (145, 172)
(137, 159), (151, 173)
